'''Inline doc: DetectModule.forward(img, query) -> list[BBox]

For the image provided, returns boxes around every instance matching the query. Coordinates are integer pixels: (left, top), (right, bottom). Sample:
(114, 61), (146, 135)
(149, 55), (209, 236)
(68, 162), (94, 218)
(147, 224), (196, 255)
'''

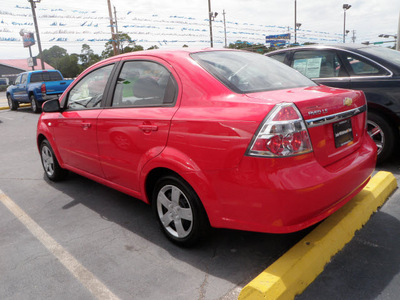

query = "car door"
(14, 73), (28, 101)
(290, 49), (351, 89)
(97, 58), (180, 193)
(338, 51), (393, 97)
(50, 63), (116, 177)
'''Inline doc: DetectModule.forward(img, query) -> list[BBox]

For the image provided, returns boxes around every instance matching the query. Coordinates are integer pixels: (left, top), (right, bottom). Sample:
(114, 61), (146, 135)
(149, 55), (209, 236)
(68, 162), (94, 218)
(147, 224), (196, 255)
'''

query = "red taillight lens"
(41, 83), (46, 95)
(247, 103), (313, 157)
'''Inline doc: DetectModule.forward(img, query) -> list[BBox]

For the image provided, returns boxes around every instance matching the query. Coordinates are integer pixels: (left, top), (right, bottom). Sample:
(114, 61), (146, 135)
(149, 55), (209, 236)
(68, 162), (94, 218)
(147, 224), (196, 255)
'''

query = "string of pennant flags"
(0, 4), (343, 49)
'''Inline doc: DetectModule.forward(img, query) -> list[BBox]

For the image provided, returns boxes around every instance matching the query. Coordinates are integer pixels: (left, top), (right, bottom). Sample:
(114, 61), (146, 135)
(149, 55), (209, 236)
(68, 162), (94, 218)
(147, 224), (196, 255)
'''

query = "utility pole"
(223, 9), (227, 47)
(208, 0), (214, 47)
(107, 0), (118, 56)
(351, 30), (356, 43)
(114, 6), (120, 54)
(28, 0), (45, 70)
(397, 10), (400, 51)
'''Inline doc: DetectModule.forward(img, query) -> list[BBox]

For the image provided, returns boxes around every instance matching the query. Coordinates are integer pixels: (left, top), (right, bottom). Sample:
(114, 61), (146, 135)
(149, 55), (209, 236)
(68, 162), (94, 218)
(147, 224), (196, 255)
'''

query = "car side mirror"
(42, 99), (61, 113)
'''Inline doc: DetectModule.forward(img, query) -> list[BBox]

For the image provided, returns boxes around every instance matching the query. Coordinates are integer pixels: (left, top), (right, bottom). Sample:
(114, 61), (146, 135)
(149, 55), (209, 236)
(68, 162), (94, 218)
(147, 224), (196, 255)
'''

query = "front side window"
(20, 74), (27, 84)
(67, 64), (114, 110)
(112, 61), (177, 107)
(292, 50), (347, 78)
(14, 75), (21, 85)
(344, 53), (389, 76)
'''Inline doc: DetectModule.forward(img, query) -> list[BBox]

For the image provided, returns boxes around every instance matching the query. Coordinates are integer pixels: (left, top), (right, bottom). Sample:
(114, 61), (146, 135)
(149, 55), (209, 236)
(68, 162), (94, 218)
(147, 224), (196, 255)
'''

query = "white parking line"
(0, 189), (120, 300)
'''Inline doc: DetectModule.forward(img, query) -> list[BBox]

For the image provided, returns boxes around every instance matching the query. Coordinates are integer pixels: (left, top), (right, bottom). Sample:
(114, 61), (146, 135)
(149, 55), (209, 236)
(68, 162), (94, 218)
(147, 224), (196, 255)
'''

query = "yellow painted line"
(239, 171), (397, 300)
(0, 189), (120, 300)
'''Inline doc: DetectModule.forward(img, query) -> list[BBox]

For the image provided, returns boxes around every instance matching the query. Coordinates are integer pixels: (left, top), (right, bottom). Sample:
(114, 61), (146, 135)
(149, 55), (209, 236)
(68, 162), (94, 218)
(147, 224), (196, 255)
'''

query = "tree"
(102, 33), (144, 59)
(40, 45), (68, 69)
(79, 44), (101, 69)
(147, 45), (159, 50)
(57, 54), (81, 78)
(228, 40), (269, 54)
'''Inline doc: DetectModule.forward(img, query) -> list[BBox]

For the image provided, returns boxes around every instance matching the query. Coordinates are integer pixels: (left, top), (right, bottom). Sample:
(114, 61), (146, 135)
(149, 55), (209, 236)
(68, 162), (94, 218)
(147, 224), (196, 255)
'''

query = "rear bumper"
(201, 133), (377, 233)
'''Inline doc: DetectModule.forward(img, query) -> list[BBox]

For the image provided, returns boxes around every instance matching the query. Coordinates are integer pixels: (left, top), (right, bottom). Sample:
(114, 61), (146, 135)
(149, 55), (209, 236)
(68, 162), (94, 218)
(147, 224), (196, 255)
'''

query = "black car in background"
(266, 45), (400, 163)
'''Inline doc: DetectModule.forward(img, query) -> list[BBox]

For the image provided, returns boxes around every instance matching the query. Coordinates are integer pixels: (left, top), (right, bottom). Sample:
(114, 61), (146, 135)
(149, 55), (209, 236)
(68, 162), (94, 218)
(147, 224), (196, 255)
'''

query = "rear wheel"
(153, 175), (209, 246)
(7, 94), (18, 110)
(30, 94), (41, 113)
(40, 139), (68, 181)
(367, 111), (395, 164)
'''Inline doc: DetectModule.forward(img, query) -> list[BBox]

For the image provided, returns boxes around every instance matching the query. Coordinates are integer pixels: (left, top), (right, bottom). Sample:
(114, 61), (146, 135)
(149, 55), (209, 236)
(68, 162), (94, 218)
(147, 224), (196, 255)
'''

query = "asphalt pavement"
(0, 95), (399, 299)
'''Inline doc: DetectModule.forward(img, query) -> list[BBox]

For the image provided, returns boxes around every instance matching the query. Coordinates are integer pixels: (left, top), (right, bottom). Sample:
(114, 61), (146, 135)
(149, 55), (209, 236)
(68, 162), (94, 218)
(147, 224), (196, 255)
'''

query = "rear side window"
(344, 54), (390, 76)
(111, 61), (177, 107)
(268, 52), (287, 64)
(30, 72), (63, 83)
(292, 50), (347, 78)
(191, 51), (316, 94)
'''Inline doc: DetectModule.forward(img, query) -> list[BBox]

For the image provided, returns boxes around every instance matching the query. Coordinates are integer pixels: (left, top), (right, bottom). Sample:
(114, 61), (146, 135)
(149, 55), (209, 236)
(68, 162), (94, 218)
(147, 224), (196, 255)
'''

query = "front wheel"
(40, 139), (68, 181)
(7, 94), (18, 111)
(153, 175), (209, 246)
(367, 111), (395, 164)
(30, 94), (41, 113)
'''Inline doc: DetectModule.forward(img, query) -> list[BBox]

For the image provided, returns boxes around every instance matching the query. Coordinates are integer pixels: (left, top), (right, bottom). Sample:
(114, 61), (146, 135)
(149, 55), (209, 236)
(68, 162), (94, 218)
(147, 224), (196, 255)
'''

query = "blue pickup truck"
(6, 70), (73, 113)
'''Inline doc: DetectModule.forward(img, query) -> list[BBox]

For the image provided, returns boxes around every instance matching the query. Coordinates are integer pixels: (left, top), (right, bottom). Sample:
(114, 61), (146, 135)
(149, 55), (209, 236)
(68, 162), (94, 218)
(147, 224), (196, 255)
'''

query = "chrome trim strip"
(306, 105), (367, 128)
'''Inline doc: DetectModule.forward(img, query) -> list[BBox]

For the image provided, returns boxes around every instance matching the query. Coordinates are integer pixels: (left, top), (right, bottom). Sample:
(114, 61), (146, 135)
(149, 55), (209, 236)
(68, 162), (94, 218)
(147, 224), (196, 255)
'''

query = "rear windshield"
(359, 46), (400, 68)
(30, 72), (63, 83)
(191, 51), (316, 93)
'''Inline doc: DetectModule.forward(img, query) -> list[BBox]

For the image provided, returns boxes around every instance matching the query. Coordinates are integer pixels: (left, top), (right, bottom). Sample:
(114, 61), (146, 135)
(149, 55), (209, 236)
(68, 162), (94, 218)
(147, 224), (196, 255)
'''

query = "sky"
(1, 0), (399, 59)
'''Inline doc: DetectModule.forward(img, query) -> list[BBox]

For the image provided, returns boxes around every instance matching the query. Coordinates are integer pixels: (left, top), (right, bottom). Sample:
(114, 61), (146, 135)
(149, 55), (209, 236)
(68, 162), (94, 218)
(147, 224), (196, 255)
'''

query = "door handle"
(139, 124), (158, 132)
(81, 122), (92, 130)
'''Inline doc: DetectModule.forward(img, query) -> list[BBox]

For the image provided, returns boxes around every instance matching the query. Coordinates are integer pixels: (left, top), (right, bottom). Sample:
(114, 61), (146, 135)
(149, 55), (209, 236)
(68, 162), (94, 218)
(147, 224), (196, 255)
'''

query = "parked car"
(37, 49), (376, 246)
(266, 44), (400, 163)
(6, 70), (73, 113)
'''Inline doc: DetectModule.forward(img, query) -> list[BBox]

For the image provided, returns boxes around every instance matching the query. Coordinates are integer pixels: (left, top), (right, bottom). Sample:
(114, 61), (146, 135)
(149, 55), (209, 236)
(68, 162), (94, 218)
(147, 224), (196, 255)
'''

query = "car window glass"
(191, 51), (316, 94)
(30, 73), (42, 83)
(15, 75), (21, 84)
(269, 53), (286, 63)
(67, 64), (114, 110)
(344, 54), (389, 76)
(292, 51), (347, 78)
(20, 74), (27, 84)
(112, 61), (176, 107)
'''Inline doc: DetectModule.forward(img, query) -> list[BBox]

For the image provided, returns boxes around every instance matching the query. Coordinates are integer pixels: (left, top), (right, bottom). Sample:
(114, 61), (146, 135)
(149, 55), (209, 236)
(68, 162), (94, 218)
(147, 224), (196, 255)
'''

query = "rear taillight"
(247, 103), (313, 157)
(41, 83), (46, 95)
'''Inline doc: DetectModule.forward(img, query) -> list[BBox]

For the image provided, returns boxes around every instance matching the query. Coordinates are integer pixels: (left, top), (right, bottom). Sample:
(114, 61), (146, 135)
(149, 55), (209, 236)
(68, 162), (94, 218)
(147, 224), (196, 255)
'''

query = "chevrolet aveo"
(37, 49), (377, 246)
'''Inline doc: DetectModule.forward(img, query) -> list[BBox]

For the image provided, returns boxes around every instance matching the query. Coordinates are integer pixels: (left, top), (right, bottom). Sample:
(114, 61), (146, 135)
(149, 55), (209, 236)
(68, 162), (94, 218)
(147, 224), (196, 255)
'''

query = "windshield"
(360, 46), (400, 68)
(191, 51), (316, 94)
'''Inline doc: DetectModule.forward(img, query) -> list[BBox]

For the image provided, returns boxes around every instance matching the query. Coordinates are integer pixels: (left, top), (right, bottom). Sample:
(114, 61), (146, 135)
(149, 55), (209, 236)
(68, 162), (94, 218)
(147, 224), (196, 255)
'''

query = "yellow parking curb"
(0, 103), (31, 111)
(239, 171), (397, 300)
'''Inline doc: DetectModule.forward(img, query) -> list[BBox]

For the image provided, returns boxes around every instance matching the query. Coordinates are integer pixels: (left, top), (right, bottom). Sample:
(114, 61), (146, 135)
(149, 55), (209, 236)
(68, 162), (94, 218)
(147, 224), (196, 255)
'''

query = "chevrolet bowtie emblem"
(344, 97), (353, 107)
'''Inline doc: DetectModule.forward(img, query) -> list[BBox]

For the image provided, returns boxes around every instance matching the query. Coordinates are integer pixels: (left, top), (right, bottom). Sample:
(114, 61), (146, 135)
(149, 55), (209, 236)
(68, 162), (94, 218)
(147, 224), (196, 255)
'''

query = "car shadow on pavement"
(297, 210), (400, 300)
(47, 171), (312, 288)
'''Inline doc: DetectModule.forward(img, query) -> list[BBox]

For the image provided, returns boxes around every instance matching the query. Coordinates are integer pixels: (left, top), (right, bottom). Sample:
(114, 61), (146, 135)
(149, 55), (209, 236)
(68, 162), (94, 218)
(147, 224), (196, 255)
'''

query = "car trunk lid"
(246, 86), (367, 167)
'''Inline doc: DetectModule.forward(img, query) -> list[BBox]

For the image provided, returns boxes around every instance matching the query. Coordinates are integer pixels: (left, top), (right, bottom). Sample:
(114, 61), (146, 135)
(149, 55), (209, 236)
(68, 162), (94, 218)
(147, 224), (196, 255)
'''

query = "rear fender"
(139, 147), (220, 225)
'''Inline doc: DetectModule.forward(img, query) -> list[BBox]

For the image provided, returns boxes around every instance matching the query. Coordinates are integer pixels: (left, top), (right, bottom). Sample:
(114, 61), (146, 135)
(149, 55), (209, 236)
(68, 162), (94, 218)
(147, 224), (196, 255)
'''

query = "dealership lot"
(0, 106), (399, 299)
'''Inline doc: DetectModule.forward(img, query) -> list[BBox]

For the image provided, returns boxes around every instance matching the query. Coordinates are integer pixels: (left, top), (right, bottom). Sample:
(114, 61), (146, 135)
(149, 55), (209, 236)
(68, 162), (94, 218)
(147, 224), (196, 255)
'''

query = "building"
(0, 59), (54, 85)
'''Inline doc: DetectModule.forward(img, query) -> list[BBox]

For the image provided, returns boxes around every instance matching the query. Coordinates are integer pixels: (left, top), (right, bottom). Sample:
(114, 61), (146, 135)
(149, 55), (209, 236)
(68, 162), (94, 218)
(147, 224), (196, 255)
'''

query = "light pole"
(28, 0), (45, 70)
(343, 4), (351, 43)
(294, 0), (297, 44)
(208, 0), (218, 47)
(295, 23), (302, 44)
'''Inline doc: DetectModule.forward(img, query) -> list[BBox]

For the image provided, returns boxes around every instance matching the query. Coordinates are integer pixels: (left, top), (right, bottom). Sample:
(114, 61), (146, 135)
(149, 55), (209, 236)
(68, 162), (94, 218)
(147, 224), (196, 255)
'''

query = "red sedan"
(37, 49), (376, 246)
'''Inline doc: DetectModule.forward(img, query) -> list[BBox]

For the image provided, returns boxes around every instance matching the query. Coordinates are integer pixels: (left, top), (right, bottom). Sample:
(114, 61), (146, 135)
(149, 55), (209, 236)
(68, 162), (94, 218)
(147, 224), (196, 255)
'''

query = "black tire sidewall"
(7, 94), (18, 110)
(30, 94), (41, 113)
(152, 175), (208, 246)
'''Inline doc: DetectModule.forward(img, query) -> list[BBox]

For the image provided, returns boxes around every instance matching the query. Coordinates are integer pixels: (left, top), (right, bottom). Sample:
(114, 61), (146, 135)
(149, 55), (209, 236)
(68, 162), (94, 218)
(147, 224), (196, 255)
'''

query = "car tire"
(7, 94), (18, 111)
(30, 94), (41, 113)
(153, 175), (209, 246)
(40, 139), (68, 181)
(367, 111), (395, 164)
